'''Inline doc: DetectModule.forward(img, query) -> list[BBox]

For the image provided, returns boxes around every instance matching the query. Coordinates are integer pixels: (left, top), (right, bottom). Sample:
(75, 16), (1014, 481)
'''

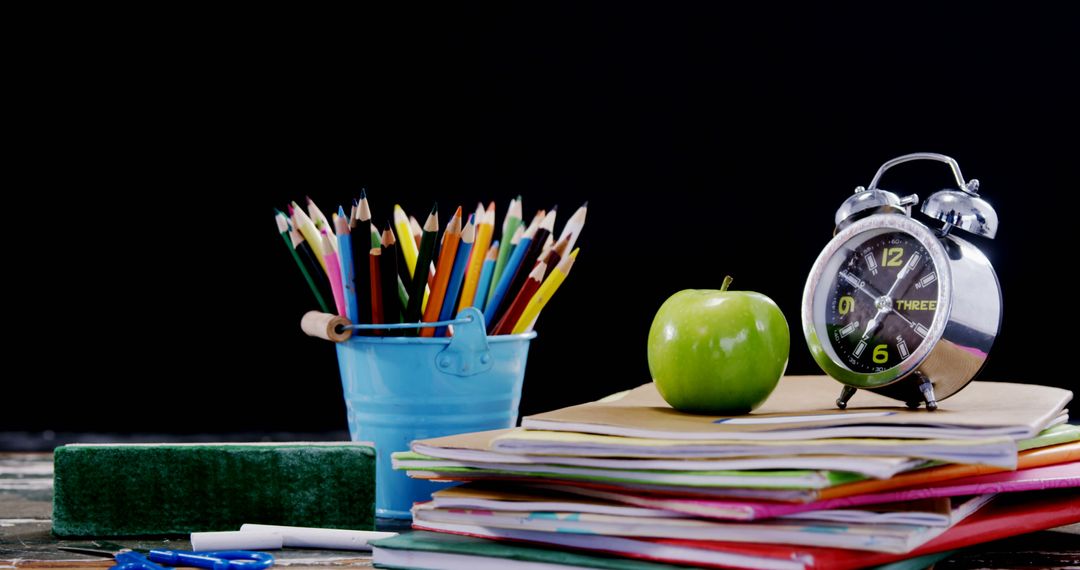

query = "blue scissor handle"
(111, 551), (168, 570)
(147, 549), (274, 570)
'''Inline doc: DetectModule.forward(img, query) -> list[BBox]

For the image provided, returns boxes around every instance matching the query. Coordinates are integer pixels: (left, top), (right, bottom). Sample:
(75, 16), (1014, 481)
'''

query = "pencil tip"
(287, 204), (295, 215)
(431, 202), (438, 214)
(353, 197), (360, 206)
(338, 205), (346, 216)
(582, 200), (589, 208)
(306, 195), (314, 204)
(550, 204), (558, 212)
(359, 188), (367, 199)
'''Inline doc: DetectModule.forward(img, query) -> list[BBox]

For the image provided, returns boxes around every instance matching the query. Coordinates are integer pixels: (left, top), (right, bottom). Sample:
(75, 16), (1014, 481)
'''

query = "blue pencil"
(471, 240), (499, 312)
(484, 227), (532, 329)
(335, 207), (360, 324)
(436, 215), (476, 336)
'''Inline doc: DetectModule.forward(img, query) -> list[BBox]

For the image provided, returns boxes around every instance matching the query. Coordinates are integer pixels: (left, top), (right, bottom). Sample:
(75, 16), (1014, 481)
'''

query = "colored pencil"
(488, 197), (522, 302)
(436, 214), (476, 336)
(512, 247), (579, 334)
(276, 211), (330, 313)
(409, 215), (423, 248)
(380, 225), (401, 328)
(494, 207), (556, 328)
(351, 193), (372, 329)
(492, 260), (546, 335)
(539, 231), (572, 279)
(471, 241), (499, 314)
(404, 203), (438, 332)
(291, 202), (328, 272)
(559, 201), (588, 252)
(483, 215), (536, 329)
(397, 274), (410, 311)
(368, 247), (384, 332)
(458, 201), (495, 312)
(307, 196), (338, 252)
(334, 208), (360, 323)
(290, 221), (334, 303)
(370, 223), (381, 249)
(321, 229), (347, 316)
(394, 204), (419, 278)
(421, 206), (462, 337)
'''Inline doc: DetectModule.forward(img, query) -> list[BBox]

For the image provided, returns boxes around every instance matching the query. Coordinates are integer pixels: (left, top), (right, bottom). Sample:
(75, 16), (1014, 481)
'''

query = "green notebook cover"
(371, 530), (690, 570)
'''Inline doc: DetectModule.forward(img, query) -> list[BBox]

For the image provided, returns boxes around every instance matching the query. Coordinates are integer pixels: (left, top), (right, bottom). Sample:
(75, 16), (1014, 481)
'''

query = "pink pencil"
(321, 229), (347, 316)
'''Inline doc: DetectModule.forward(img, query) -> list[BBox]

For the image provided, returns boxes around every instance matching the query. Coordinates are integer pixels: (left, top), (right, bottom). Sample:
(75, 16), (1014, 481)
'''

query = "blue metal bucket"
(335, 307), (535, 521)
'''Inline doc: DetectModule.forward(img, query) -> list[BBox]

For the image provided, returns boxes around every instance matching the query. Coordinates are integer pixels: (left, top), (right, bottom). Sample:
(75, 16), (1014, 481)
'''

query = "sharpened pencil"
(276, 210), (330, 313)
(436, 214), (475, 336)
(321, 229), (347, 316)
(421, 206), (462, 337)
(394, 204), (419, 278)
(492, 260), (546, 335)
(512, 248), (579, 334)
(335, 208), (360, 323)
(488, 197), (522, 302)
(369, 247), (384, 333)
(458, 201), (495, 312)
(471, 241), (499, 314)
(380, 225), (401, 329)
(404, 203), (438, 334)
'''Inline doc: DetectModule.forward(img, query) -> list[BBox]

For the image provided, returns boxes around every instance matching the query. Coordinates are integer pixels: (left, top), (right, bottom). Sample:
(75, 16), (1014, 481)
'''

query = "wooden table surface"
(2, 452), (1078, 569)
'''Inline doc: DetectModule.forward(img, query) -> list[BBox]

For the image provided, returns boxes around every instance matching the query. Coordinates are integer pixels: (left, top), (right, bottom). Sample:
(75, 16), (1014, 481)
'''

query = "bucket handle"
(344, 307), (494, 378)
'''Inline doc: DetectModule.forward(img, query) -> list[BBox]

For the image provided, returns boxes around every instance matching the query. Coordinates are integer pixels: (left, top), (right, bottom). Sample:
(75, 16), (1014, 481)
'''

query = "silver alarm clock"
(802, 153), (1002, 410)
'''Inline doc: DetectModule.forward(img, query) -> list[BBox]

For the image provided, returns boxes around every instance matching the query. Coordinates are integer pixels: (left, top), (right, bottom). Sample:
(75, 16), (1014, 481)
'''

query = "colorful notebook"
(397, 453), (866, 489)
(490, 429), (1020, 468)
(412, 489), (1080, 570)
(433, 483), (979, 527)
(411, 493), (992, 553)
(372, 530), (693, 570)
(521, 376), (1071, 441)
(408, 428), (926, 479)
(547, 460), (1079, 521)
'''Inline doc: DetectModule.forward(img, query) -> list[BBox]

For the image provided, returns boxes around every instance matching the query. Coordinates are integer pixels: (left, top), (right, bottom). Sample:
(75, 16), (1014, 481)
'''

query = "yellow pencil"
(511, 247), (579, 334)
(307, 196), (338, 253)
(291, 202), (328, 272)
(394, 204), (419, 278)
(458, 201), (496, 312)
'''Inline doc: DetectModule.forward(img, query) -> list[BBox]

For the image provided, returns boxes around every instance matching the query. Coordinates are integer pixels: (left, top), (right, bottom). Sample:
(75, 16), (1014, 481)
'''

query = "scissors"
(60, 541), (274, 570)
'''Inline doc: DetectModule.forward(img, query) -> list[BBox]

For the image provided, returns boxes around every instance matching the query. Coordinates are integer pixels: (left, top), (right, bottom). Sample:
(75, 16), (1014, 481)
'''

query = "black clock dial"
(824, 231), (938, 373)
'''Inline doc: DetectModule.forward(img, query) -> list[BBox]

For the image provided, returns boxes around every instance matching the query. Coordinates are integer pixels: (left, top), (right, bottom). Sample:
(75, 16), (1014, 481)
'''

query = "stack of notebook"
(374, 376), (1080, 569)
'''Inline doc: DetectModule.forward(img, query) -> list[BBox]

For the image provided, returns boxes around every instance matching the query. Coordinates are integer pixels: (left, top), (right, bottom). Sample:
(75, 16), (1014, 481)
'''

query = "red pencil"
(369, 247), (384, 334)
(491, 260), (547, 335)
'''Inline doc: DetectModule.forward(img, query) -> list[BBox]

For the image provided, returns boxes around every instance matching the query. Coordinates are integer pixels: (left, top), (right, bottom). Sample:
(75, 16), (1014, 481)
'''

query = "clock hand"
(887, 308), (931, 339)
(840, 270), (885, 301)
(859, 307), (889, 343)
(885, 251), (922, 299)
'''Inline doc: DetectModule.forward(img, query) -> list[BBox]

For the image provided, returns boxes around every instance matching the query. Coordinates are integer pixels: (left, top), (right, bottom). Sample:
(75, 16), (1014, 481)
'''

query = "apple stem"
(721, 275), (733, 292)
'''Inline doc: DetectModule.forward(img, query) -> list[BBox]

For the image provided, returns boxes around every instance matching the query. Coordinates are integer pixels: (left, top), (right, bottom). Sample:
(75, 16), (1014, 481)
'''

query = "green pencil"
(488, 196), (522, 302)
(404, 203), (439, 335)
(276, 210), (330, 312)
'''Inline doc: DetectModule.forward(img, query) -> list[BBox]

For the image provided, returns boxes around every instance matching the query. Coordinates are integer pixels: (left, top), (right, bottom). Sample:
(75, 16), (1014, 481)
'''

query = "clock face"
(823, 231), (939, 373)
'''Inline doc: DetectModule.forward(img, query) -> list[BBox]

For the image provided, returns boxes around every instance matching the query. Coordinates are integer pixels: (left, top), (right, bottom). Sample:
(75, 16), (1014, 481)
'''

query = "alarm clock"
(801, 153), (1001, 410)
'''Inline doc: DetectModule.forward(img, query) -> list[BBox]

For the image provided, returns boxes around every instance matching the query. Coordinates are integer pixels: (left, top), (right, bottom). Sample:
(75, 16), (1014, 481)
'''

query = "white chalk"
(239, 523), (397, 551)
(190, 530), (283, 552)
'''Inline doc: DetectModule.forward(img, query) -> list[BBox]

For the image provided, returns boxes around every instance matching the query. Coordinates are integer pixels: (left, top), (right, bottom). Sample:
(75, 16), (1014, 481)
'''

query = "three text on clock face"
(825, 231), (939, 373)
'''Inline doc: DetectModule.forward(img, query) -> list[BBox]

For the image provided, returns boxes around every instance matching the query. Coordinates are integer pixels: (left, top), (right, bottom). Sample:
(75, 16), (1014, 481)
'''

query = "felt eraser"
(52, 442), (375, 537)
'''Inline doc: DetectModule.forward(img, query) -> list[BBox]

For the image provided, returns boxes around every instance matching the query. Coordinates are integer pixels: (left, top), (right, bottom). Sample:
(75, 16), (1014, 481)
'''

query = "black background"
(5, 5), (1076, 438)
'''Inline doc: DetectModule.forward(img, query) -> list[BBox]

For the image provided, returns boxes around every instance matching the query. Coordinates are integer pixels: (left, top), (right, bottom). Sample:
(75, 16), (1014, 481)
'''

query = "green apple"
(648, 276), (789, 414)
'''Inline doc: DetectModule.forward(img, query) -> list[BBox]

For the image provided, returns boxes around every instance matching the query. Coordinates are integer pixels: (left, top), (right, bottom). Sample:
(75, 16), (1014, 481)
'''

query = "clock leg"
(836, 386), (857, 409)
(917, 375), (939, 411)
